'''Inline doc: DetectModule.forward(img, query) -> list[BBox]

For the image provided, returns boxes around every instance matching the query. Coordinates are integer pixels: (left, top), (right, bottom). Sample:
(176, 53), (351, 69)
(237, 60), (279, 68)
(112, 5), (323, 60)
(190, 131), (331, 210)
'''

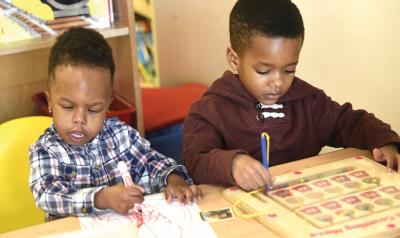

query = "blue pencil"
(261, 132), (270, 169)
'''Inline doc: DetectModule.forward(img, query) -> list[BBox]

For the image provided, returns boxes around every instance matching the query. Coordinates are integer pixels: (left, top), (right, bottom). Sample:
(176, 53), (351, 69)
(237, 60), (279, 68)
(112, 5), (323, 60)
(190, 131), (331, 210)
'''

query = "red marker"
(117, 161), (144, 227)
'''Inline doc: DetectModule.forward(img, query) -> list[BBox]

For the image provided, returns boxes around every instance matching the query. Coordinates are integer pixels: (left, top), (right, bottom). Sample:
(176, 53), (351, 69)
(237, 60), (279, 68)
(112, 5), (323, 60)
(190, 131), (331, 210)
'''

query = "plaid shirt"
(29, 118), (192, 221)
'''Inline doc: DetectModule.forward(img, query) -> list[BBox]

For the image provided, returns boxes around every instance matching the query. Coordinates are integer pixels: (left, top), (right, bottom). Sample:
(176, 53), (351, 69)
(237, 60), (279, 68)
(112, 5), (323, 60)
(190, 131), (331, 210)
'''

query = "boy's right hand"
(232, 154), (274, 191)
(94, 183), (144, 214)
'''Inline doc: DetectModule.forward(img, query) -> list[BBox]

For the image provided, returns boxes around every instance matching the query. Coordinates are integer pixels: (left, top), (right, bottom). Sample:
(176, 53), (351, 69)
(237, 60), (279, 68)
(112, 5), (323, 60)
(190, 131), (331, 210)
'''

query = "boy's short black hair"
(48, 27), (115, 85)
(229, 0), (304, 55)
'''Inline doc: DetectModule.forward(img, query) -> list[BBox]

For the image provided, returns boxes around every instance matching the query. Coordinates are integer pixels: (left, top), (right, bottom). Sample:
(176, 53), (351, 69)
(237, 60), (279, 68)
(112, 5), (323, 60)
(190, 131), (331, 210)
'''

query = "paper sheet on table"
(79, 193), (217, 238)
(41, 224), (138, 238)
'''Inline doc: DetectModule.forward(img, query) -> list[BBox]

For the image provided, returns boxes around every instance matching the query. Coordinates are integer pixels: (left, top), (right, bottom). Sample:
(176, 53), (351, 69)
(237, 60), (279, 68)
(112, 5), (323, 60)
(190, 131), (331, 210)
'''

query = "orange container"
(32, 92), (137, 126)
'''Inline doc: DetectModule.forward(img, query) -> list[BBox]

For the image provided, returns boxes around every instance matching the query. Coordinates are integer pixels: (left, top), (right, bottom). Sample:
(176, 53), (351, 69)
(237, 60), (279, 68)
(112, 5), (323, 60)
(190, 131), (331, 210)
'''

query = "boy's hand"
(232, 154), (274, 191)
(165, 174), (202, 205)
(373, 144), (400, 172)
(94, 183), (144, 214)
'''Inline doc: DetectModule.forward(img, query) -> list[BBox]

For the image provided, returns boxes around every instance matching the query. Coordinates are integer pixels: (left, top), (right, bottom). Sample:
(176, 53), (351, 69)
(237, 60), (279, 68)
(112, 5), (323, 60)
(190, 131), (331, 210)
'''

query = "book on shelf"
(0, 0), (114, 44)
(134, 0), (152, 19)
(0, 0), (56, 43)
(135, 18), (158, 87)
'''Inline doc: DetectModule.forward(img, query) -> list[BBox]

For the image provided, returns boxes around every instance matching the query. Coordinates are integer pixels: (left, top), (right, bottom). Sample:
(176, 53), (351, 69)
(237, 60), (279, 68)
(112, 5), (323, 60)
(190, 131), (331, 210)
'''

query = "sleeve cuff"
(209, 149), (248, 185)
(72, 186), (105, 215)
(162, 165), (194, 189)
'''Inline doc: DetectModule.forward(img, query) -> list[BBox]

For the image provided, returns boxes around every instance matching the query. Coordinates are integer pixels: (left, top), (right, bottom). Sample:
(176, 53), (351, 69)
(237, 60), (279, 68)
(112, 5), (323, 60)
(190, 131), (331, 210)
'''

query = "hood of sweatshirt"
(204, 71), (322, 108)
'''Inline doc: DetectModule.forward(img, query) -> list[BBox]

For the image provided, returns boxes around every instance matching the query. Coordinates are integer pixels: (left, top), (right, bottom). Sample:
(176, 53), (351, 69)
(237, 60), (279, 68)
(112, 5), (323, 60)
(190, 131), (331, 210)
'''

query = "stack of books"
(0, 0), (113, 44)
(135, 18), (157, 87)
(0, 0), (56, 43)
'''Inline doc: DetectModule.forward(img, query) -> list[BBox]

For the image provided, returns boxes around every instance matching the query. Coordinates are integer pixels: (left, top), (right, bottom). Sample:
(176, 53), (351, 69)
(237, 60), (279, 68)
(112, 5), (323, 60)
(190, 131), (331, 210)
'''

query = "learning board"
(223, 156), (400, 237)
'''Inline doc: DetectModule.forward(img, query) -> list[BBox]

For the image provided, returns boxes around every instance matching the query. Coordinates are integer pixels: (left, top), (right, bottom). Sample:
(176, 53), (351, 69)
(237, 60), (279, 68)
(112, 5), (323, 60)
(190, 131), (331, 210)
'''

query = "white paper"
(41, 224), (138, 238)
(79, 193), (217, 238)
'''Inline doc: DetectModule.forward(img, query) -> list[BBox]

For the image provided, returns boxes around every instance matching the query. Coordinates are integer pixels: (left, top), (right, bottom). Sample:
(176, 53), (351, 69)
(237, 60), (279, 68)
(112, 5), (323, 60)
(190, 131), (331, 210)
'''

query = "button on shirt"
(29, 118), (192, 219)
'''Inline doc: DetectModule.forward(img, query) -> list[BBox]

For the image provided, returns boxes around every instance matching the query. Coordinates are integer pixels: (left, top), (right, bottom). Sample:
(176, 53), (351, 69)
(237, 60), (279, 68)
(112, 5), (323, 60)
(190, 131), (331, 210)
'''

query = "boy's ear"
(107, 93), (113, 111)
(226, 47), (239, 72)
(44, 90), (52, 113)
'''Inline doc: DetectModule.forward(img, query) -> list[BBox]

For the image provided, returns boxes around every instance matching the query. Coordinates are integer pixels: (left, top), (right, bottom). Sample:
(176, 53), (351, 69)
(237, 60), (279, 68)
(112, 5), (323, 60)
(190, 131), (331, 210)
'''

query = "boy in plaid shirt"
(29, 27), (201, 221)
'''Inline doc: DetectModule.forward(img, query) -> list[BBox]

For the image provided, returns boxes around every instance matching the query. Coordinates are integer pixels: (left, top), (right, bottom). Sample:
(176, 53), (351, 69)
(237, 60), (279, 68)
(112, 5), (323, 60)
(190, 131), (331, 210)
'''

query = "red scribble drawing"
(79, 193), (216, 238)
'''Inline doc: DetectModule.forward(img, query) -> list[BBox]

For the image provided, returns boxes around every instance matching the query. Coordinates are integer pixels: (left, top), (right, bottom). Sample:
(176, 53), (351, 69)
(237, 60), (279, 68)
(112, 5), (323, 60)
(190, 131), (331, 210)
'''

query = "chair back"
(0, 116), (52, 234)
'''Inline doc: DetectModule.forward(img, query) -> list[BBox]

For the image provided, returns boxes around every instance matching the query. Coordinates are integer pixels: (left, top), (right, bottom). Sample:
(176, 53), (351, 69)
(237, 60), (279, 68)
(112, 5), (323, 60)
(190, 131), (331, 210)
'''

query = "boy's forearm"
(94, 187), (110, 210)
(143, 163), (194, 194)
(319, 97), (400, 150)
(183, 149), (245, 185)
(166, 173), (186, 184)
(32, 181), (102, 216)
(142, 147), (192, 192)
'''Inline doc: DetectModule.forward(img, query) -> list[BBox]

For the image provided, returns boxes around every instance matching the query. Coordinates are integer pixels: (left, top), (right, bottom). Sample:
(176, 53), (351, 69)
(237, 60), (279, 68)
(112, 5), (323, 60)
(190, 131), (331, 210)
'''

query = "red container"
(32, 92), (137, 126)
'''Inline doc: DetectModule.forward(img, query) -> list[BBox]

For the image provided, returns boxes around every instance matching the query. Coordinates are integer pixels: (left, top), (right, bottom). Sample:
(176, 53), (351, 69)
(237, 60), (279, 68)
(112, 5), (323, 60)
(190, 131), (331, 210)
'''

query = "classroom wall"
(154, 0), (400, 134)
(153, 0), (235, 86)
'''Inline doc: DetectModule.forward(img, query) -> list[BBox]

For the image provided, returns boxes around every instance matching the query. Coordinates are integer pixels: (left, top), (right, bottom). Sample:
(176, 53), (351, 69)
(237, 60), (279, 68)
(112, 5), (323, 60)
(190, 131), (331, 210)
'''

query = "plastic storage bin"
(141, 83), (208, 163)
(145, 123), (183, 163)
(32, 92), (137, 126)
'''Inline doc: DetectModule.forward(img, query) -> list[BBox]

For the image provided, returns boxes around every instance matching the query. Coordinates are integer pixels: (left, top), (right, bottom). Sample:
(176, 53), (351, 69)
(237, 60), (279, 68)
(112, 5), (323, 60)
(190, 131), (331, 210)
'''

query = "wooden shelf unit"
(0, 0), (144, 135)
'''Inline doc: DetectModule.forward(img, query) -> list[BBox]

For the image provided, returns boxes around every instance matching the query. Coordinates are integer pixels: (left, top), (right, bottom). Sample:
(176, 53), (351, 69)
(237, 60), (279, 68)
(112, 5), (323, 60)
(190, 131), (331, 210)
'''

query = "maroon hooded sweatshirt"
(182, 71), (400, 186)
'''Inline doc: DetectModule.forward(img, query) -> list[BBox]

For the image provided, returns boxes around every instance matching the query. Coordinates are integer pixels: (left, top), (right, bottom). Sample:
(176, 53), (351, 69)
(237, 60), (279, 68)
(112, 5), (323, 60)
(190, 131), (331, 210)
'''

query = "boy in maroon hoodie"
(181, 0), (400, 191)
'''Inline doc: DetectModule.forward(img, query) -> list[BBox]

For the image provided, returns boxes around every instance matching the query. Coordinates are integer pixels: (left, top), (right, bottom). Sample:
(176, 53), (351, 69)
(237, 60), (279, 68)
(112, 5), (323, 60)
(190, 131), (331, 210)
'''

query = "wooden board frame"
(223, 156), (400, 238)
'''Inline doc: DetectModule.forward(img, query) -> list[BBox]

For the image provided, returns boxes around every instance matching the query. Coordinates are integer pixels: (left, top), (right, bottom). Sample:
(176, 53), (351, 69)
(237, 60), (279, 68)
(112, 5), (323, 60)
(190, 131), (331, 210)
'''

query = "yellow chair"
(0, 116), (52, 234)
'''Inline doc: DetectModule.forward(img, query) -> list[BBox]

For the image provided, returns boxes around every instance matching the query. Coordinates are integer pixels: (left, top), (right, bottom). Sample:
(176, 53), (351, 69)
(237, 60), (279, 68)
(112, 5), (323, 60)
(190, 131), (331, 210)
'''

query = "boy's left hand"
(372, 144), (400, 172)
(165, 173), (202, 205)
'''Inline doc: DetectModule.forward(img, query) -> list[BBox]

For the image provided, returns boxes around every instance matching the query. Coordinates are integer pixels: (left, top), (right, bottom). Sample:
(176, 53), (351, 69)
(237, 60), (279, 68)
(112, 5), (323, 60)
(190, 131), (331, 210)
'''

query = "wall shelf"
(0, 0), (144, 134)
